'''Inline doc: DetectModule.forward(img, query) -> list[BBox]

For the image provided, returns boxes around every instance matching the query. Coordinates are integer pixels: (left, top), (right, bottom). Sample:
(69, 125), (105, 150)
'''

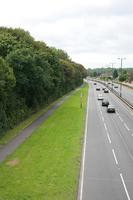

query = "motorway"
(107, 83), (133, 105)
(78, 81), (133, 200)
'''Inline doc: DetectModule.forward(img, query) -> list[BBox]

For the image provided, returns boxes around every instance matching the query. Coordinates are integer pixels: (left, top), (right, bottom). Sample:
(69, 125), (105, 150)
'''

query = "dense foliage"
(88, 67), (133, 82)
(0, 27), (87, 135)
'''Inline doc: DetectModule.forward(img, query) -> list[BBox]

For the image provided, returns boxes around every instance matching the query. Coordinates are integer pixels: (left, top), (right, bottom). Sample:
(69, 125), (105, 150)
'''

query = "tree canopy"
(0, 27), (87, 135)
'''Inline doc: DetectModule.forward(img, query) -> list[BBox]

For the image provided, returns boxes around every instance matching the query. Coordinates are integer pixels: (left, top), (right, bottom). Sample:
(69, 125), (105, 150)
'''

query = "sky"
(0, 0), (133, 69)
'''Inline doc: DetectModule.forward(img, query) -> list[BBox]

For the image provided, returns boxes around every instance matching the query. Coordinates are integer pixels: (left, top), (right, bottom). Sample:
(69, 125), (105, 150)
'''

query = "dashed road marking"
(104, 123), (107, 131)
(119, 116), (124, 122)
(124, 123), (130, 131)
(112, 149), (118, 165)
(107, 133), (111, 144)
(120, 173), (131, 200)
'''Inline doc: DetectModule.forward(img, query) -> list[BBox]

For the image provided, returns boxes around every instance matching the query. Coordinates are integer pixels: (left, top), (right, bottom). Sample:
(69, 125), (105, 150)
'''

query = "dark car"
(104, 88), (109, 93)
(107, 105), (115, 113)
(102, 87), (106, 90)
(94, 82), (97, 85)
(102, 99), (109, 106)
(96, 87), (100, 91)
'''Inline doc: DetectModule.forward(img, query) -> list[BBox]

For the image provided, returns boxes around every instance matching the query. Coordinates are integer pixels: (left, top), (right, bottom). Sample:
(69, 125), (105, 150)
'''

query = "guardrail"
(113, 81), (133, 90)
(90, 79), (133, 110)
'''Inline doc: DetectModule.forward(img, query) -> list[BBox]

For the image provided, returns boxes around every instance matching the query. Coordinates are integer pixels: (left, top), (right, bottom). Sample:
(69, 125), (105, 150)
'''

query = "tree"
(0, 57), (16, 134)
(113, 69), (118, 79)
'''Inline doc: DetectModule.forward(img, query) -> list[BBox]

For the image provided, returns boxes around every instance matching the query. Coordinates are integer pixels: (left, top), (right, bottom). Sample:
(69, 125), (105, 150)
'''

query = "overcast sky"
(1, 0), (133, 68)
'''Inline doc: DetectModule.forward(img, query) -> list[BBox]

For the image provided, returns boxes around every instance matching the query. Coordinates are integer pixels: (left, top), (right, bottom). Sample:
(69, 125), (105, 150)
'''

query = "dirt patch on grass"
(6, 158), (19, 167)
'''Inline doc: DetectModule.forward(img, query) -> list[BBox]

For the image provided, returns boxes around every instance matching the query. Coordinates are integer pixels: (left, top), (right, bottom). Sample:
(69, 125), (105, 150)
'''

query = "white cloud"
(0, 0), (133, 68)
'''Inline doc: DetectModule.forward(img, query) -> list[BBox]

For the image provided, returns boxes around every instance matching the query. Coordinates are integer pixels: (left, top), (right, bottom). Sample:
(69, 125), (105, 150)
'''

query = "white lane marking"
(116, 112), (119, 116)
(107, 133), (111, 144)
(119, 116), (124, 122)
(112, 149), (118, 165)
(79, 89), (89, 200)
(120, 173), (131, 200)
(124, 123), (130, 131)
(110, 92), (133, 117)
(104, 123), (107, 131)
(102, 116), (104, 122)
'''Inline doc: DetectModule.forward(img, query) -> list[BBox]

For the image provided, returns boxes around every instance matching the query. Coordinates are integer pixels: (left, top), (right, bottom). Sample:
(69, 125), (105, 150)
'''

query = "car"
(94, 82), (97, 85)
(97, 94), (104, 100)
(107, 105), (115, 113)
(96, 87), (100, 91)
(102, 99), (109, 106)
(114, 85), (118, 88)
(102, 87), (106, 90)
(104, 89), (109, 93)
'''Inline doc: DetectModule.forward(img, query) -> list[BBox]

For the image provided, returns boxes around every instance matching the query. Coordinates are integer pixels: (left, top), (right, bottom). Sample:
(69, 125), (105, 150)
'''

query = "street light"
(117, 57), (126, 97)
(110, 62), (116, 90)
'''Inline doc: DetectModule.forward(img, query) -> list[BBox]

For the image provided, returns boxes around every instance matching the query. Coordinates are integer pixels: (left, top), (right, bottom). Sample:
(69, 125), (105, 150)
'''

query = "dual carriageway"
(79, 80), (133, 200)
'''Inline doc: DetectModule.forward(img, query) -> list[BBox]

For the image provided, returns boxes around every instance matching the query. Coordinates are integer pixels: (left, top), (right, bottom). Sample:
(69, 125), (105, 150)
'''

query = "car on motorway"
(104, 88), (109, 93)
(96, 87), (100, 91)
(114, 85), (118, 88)
(97, 94), (104, 100)
(107, 105), (115, 113)
(102, 87), (106, 90)
(94, 82), (97, 85)
(102, 99), (109, 106)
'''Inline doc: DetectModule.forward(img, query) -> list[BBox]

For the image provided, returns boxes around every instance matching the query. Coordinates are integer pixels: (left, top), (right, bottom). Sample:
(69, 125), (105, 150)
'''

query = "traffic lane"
(99, 88), (133, 146)
(99, 81), (133, 105)
(99, 109), (133, 198)
(106, 91), (133, 131)
(97, 82), (133, 121)
(110, 84), (133, 105)
(82, 85), (127, 200)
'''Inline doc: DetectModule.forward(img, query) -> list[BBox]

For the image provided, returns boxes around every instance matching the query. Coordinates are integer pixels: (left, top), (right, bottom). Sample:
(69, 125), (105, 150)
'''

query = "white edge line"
(112, 149), (118, 165)
(120, 173), (131, 200)
(79, 88), (89, 200)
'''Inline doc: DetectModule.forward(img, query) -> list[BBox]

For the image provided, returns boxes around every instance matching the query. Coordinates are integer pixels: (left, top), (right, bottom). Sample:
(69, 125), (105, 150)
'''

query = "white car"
(97, 94), (104, 100)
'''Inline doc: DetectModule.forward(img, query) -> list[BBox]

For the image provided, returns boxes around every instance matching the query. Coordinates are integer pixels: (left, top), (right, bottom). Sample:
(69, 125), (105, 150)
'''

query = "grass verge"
(0, 84), (88, 200)
(0, 92), (74, 146)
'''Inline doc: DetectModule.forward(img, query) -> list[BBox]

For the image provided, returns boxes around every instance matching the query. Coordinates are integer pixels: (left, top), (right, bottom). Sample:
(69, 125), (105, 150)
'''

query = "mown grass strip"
(0, 93), (73, 146)
(0, 84), (88, 200)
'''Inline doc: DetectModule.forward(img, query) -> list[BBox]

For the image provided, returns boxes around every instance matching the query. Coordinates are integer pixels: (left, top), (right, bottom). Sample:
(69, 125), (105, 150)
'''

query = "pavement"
(78, 82), (133, 200)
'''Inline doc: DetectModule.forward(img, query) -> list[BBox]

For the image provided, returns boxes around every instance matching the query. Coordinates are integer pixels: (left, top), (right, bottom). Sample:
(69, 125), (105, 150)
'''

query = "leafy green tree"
(0, 57), (15, 133)
(0, 27), (87, 134)
(113, 69), (118, 79)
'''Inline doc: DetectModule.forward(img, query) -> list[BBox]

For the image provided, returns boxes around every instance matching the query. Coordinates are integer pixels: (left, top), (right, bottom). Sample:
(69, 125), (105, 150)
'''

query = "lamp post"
(118, 57), (126, 97)
(110, 62), (115, 91)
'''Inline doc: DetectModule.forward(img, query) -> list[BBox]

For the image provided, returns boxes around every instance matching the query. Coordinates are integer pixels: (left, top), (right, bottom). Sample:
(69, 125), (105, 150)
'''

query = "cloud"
(0, 0), (133, 68)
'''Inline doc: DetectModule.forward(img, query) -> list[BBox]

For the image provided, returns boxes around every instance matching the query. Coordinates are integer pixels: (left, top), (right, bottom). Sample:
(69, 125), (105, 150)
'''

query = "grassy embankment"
(0, 84), (88, 200)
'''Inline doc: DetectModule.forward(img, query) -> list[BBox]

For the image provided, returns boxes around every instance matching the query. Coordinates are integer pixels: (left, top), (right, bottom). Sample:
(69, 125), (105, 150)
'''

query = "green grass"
(0, 84), (88, 200)
(0, 94), (73, 146)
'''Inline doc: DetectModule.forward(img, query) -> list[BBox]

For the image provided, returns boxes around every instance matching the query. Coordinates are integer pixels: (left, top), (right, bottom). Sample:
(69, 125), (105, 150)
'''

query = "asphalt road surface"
(78, 82), (133, 200)
(108, 83), (133, 105)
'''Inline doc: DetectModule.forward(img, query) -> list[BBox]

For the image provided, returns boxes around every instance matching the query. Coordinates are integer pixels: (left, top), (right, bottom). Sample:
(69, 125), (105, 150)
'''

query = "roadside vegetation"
(0, 84), (88, 200)
(87, 67), (133, 83)
(0, 27), (87, 136)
